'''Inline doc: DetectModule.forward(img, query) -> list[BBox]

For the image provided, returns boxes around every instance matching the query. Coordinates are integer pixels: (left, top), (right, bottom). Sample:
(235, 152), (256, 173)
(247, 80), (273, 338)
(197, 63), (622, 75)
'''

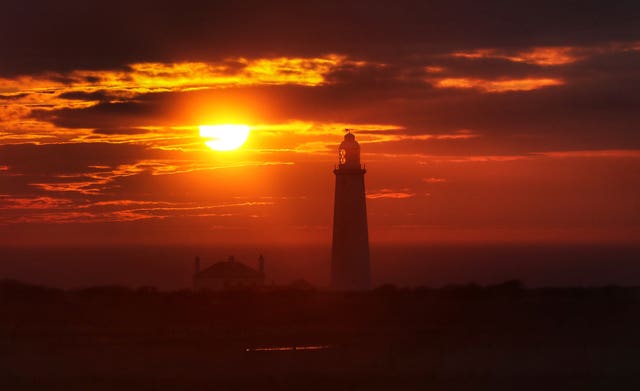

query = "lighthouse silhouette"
(331, 130), (371, 290)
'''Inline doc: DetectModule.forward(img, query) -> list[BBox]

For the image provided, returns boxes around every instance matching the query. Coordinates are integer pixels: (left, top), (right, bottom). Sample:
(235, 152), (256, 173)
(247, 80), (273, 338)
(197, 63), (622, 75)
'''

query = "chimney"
(258, 254), (265, 275)
(194, 256), (200, 275)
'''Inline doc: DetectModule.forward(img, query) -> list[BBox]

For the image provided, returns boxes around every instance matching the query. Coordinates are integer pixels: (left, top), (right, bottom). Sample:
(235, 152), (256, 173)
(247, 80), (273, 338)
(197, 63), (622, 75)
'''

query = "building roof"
(196, 260), (263, 279)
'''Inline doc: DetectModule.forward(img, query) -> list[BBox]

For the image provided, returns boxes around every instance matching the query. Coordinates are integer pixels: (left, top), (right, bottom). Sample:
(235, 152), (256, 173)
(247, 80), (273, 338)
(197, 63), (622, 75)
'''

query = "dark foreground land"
(2, 280), (640, 390)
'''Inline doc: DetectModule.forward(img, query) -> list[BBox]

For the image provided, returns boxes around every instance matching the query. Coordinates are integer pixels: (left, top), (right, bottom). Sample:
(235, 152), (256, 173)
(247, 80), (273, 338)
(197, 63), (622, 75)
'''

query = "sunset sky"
(1, 0), (639, 246)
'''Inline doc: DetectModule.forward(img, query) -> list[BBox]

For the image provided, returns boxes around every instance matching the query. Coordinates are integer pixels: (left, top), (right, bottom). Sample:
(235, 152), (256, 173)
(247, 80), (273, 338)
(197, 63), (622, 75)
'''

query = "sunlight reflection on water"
(245, 345), (332, 352)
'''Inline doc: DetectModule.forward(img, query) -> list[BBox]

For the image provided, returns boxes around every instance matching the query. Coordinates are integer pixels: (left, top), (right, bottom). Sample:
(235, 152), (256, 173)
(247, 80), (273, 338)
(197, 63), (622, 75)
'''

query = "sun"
(199, 124), (251, 151)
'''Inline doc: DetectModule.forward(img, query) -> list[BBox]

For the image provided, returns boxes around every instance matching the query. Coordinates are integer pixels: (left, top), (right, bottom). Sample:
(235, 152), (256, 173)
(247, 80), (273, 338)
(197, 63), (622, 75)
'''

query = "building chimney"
(258, 254), (265, 275)
(194, 256), (200, 275)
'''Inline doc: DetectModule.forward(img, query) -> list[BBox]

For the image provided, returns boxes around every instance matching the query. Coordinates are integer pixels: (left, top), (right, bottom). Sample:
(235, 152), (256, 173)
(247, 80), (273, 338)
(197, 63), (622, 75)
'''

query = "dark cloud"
(31, 100), (168, 129)
(0, 142), (190, 200)
(0, 143), (151, 175)
(429, 57), (559, 79)
(0, 93), (30, 100)
(1, 0), (640, 76)
(58, 90), (117, 102)
(92, 128), (151, 135)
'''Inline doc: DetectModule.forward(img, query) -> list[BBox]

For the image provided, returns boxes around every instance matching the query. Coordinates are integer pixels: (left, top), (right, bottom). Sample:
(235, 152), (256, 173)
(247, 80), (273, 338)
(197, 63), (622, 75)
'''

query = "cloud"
(0, 56), (379, 146)
(1, 38), (638, 157)
(449, 47), (581, 66)
(535, 149), (640, 159)
(0, 142), (149, 176)
(0, 92), (30, 100)
(0, 195), (73, 210)
(2, 1), (639, 76)
(432, 77), (564, 92)
(92, 128), (151, 135)
(58, 90), (119, 102)
(422, 177), (447, 183)
(0, 197), (276, 224)
(367, 188), (416, 199)
(0, 56), (358, 98)
(412, 149), (640, 164)
(447, 42), (640, 66)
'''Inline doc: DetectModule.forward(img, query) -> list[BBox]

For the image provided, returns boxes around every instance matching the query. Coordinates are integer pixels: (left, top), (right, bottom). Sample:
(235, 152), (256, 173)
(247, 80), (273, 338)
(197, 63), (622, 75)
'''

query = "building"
(330, 130), (371, 290)
(193, 255), (265, 291)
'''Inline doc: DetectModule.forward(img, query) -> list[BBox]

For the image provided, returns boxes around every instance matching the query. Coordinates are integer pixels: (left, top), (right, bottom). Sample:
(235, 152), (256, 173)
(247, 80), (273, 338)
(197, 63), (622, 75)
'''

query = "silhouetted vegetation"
(2, 279), (640, 390)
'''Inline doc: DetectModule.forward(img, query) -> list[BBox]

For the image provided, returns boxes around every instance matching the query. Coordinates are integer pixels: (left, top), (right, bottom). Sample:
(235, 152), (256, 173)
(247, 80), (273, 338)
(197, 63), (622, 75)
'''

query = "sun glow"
(199, 124), (251, 151)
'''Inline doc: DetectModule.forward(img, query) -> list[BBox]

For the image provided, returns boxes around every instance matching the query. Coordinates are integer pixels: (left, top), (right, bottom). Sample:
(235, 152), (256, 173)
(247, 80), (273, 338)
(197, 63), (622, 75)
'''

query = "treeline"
(2, 278), (639, 301)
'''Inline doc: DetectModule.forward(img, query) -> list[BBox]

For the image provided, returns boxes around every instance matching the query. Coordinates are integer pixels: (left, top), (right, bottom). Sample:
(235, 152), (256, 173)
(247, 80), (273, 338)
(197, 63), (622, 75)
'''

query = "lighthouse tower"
(331, 130), (371, 290)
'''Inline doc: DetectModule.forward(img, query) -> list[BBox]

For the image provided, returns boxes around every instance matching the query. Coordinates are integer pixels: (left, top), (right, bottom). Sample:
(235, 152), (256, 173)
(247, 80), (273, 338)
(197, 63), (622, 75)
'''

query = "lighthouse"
(331, 130), (371, 290)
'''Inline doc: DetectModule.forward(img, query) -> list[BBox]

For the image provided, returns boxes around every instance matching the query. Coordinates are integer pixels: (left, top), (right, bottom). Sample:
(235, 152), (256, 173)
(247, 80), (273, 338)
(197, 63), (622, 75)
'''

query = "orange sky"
(1, 1), (640, 245)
